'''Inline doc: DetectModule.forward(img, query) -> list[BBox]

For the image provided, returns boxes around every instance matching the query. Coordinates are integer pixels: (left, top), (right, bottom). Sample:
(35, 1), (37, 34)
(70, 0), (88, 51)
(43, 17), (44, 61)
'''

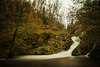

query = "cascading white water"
(14, 36), (80, 60)
(52, 36), (80, 57)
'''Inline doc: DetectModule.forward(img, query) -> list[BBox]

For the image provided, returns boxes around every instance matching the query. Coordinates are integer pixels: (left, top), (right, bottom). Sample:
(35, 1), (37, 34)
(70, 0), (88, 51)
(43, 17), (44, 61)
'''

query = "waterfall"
(85, 53), (90, 57)
(14, 36), (80, 60)
(52, 36), (80, 57)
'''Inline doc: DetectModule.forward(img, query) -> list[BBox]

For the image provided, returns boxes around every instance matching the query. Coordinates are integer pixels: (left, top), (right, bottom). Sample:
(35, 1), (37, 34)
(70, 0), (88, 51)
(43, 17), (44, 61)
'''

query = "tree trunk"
(8, 24), (19, 57)
(8, 1), (25, 57)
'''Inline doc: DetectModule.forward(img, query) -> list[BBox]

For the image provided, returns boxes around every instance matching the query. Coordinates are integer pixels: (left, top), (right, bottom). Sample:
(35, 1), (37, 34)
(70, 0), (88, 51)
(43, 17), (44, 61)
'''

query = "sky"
(59, 0), (73, 8)
(30, 0), (73, 6)
(30, 0), (73, 10)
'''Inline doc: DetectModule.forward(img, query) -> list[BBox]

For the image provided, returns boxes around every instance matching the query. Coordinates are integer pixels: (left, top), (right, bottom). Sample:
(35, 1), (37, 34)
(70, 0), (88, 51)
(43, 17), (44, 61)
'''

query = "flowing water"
(14, 36), (80, 60)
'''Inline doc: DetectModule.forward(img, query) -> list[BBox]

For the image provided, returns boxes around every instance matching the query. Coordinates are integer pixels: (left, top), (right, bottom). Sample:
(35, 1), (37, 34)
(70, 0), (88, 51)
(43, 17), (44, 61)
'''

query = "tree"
(32, 0), (64, 28)
(0, 0), (32, 57)
(72, 0), (100, 58)
(66, 6), (78, 36)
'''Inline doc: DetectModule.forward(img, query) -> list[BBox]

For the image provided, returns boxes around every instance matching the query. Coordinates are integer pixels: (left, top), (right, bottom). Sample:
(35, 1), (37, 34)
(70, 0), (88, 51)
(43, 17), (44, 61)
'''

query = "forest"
(0, 0), (100, 59)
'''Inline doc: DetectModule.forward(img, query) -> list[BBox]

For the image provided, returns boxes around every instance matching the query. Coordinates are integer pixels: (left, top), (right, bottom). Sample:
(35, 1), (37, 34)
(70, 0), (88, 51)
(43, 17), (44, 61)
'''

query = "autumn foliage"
(0, 0), (72, 57)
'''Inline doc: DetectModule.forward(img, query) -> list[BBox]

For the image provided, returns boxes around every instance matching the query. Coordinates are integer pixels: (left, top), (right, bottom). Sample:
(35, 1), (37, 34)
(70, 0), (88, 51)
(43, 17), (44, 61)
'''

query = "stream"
(0, 36), (100, 67)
